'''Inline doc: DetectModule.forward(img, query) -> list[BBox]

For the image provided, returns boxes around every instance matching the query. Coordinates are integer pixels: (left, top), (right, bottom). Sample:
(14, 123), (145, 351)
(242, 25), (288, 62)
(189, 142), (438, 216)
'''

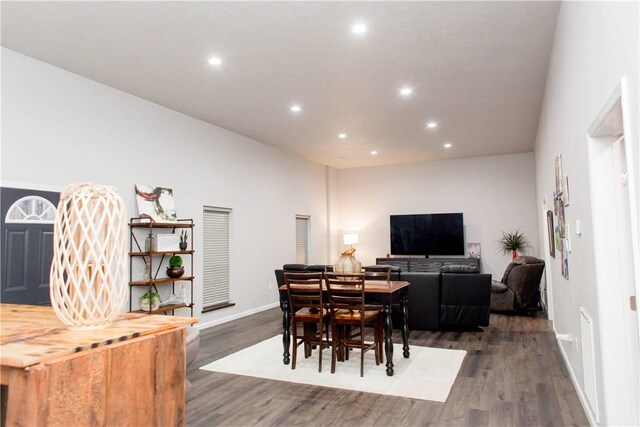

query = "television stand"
(376, 257), (480, 272)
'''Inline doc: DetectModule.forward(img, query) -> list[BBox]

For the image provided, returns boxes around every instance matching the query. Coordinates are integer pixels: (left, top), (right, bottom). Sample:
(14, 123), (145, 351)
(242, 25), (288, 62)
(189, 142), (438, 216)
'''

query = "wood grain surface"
(0, 303), (196, 368)
(187, 307), (589, 426)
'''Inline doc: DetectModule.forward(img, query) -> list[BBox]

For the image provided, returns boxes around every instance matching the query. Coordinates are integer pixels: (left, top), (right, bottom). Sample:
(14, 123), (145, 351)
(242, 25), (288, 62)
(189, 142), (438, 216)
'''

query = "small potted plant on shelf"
(166, 255), (185, 278)
(140, 291), (161, 312)
(498, 229), (531, 260)
(179, 230), (188, 251)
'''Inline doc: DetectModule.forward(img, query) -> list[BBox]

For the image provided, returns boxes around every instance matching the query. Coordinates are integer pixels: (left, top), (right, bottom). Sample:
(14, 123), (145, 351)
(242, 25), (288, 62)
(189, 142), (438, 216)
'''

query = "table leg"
(400, 293), (410, 358)
(282, 300), (290, 365)
(384, 303), (394, 376)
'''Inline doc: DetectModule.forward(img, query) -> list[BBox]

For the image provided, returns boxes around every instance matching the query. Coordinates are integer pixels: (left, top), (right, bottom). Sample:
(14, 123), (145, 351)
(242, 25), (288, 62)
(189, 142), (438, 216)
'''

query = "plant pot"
(512, 250), (518, 261)
(140, 296), (161, 312)
(166, 266), (185, 279)
(179, 242), (187, 251)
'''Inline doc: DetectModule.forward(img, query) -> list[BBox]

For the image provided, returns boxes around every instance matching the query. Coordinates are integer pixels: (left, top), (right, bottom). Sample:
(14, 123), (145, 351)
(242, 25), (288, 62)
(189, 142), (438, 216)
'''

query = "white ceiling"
(1, 1), (560, 169)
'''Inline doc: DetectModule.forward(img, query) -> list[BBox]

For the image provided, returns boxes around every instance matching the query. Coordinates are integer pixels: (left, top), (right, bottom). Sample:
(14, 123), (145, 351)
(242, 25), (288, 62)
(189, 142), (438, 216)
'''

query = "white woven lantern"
(50, 182), (128, 329)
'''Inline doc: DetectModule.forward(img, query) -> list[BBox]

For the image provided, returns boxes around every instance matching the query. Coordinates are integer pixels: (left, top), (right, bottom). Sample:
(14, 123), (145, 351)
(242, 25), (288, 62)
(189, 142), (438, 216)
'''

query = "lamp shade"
(343, 233), (359, 245)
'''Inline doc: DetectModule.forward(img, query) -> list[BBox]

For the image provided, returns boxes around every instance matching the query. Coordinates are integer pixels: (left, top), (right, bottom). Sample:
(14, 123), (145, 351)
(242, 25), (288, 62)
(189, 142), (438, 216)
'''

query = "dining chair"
(363, 265), (392, 282)
(324, 272), (384, 377)
(284, 272), (331, 372)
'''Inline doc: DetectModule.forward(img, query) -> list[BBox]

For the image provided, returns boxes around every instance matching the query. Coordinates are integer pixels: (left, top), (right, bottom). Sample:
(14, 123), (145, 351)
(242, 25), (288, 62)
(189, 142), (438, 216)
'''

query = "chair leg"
(331, 324), (338, 374)
(318, 320), (323, 373)
(291, 319), (298, 370)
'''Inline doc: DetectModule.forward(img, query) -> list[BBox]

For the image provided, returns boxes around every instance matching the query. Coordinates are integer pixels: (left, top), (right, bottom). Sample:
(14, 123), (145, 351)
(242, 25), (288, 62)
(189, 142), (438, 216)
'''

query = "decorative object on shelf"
(334, 233), (362, 274)
(49, 182), (128, 329)
(498, 229), (531, 261)
(167, 255), (185, 278)
(140, 291), (161, 312)
(466, 242), (481, 259)
(546, 210), (555, 258)
(145, 234), (156, 252)
(162, 284), (187, 306)
(135, 184), (177, 222)
(157, 234), (181, 251)
(180, 230), (188, 250)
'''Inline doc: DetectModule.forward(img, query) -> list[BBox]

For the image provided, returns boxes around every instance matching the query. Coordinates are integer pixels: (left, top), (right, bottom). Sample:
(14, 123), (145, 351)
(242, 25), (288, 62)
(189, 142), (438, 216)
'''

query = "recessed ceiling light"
(290, 105), (302, 113)
(426, 122), (438, 129)
(370, 150), (378, 155)
(338, 133), (347, 139)
(400, 87), (413, 96)
(351, 23), (367, 35)
(444, 143), (452, 148)
(208, 56), (223, 66)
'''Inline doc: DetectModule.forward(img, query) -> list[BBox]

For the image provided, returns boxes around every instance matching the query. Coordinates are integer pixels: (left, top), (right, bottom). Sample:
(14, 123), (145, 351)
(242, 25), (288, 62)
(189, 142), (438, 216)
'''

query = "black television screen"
(390, 213), (464, 256)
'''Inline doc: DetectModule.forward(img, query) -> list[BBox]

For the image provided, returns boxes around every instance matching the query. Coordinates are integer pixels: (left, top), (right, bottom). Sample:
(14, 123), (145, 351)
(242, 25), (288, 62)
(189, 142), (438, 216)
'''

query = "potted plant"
(166, 255), (185, 278)
(498, 229), (531, 260)
(179, 230), (188, 251)
(140, 291), (161, 312)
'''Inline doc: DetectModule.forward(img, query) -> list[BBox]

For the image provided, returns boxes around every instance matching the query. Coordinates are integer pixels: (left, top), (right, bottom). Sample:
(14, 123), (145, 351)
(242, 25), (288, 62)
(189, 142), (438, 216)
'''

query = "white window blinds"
(295, 215), (309, 264)
(203, 207), (231, 310)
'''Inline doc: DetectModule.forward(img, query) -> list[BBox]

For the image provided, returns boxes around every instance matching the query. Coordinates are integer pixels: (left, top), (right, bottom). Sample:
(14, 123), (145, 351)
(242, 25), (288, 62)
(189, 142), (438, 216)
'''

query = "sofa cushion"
(282, 264), (307, 271)
(306, 264), (333, 272)
(440, 264), (480, 274)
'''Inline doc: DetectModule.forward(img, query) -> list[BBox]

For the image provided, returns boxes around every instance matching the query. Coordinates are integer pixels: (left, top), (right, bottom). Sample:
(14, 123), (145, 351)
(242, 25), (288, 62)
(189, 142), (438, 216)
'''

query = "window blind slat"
(203, 208), (230, 307)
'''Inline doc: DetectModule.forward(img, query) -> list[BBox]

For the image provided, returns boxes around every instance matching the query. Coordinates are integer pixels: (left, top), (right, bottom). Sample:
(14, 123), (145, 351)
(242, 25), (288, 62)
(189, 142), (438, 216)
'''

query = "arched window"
(5, 196), (57, 224)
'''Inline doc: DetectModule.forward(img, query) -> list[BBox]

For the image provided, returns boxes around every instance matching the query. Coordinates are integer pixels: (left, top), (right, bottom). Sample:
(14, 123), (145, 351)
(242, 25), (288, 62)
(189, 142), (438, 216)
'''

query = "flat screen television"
(390, 213), (464, 256)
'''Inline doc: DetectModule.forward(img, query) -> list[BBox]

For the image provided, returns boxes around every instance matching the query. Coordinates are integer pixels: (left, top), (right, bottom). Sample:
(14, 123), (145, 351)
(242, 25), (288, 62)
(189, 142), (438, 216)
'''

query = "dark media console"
(375, 257), (481, 273)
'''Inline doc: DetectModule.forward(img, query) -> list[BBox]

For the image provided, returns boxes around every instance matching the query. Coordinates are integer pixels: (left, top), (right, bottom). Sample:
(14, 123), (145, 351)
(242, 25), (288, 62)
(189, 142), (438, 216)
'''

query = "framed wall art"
(135, 184), (177, 223)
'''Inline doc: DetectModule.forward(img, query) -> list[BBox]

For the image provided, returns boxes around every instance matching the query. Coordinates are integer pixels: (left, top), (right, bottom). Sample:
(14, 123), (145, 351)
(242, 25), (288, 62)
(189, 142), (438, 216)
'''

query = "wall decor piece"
(546, 210), (555, 258)
(562, 239), (570, 280)
(564, 176), (570, 207)
(49, 182), (128, 329)
(135, 184), (177, 222)
(555, 155), (564, 195)
(157, 234), (181, 252)
(467, 242), (481, 259)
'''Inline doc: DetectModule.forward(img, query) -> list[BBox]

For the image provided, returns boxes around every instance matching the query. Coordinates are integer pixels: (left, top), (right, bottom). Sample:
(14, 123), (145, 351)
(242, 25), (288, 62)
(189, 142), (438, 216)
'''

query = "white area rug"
(200, 335), (466, 402)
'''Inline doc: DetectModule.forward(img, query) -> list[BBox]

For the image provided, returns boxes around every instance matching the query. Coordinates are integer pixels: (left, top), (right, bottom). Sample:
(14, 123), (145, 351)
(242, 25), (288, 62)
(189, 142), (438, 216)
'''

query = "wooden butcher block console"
(0, 304), (197, 427)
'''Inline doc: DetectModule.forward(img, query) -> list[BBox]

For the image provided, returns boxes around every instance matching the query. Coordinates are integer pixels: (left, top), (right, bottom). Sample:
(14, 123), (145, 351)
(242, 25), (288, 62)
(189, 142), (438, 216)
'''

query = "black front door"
(1, 187), (60, 305)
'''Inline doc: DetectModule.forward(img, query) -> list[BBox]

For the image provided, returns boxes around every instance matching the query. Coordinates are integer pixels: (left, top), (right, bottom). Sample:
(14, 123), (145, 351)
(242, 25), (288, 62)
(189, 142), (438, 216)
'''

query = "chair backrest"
(363, 265), (391, 282)
(502, 257), (545, 309)
(284, 272), (324, 314)
(324, 272), (366, 316)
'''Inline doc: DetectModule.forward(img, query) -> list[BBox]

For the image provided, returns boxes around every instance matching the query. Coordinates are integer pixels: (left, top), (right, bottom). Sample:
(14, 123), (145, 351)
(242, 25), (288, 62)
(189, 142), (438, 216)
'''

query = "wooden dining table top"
(278, 280), (410, 294)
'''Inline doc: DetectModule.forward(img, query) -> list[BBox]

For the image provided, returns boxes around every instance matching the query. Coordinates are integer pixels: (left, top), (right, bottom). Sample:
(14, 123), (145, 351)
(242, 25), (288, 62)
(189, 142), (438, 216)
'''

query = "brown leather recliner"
(490, 256), (545, 312)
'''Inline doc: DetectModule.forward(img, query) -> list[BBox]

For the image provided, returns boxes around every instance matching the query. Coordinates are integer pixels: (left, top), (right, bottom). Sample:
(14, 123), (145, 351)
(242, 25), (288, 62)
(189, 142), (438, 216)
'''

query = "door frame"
(586, 78), (639, 426)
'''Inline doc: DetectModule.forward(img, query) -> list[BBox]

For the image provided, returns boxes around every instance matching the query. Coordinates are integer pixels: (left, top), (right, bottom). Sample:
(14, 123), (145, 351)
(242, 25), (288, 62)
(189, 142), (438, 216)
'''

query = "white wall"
(534, 2), (639, 425)
(336, 152), (538, 278)
(0, 48), (332, 326)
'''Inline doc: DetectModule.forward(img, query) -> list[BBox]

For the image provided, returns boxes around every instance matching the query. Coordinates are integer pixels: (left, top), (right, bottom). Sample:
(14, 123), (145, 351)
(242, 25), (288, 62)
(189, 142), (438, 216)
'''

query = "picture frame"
(135, 184), (177, 223)
(466, 242), (481, 259)
(555, 155), (564, 195)
(156, 234), (181, 252)
(546, 210), (555, 258)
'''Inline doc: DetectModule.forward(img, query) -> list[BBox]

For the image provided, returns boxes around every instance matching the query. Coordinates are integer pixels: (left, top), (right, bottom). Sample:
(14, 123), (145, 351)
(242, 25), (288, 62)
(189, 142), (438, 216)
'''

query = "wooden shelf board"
(130, 222), (193, 229)
(133, 303), (194, 315)
(129, 250), (194, 256)
(129, 276), (195, 286)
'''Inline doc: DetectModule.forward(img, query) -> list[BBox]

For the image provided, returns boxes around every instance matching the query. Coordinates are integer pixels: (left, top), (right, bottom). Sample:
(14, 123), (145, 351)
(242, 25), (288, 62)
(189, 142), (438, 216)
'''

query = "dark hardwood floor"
(187, 308), (589, 426)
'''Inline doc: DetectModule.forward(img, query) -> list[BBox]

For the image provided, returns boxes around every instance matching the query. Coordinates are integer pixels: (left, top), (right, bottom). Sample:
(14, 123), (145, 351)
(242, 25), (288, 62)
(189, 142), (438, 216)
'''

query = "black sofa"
(274, 263), (492, 330)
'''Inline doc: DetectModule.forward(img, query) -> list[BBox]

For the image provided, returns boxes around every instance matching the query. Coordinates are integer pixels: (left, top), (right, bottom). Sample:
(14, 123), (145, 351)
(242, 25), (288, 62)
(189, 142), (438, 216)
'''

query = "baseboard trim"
(554, 325), (598, 426)
(195, 302), (280, 331)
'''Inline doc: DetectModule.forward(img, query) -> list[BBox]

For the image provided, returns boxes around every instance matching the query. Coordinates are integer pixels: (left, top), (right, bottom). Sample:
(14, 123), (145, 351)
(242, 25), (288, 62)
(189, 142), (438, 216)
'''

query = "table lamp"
(334, 233), (362, 273)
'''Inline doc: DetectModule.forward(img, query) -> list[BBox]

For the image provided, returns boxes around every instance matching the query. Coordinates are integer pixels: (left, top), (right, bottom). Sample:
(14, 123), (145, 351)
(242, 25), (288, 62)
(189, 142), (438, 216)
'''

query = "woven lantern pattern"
(50, 182), (128, 329)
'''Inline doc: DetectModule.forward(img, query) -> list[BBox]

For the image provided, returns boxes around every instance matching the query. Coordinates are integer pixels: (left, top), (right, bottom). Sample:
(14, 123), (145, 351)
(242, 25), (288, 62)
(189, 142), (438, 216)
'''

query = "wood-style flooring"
(187, 308), (589, 426)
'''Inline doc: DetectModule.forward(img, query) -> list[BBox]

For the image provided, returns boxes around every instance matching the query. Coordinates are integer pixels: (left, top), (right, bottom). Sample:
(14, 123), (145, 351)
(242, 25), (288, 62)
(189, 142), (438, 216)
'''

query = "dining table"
(279, 280), (410, 376)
